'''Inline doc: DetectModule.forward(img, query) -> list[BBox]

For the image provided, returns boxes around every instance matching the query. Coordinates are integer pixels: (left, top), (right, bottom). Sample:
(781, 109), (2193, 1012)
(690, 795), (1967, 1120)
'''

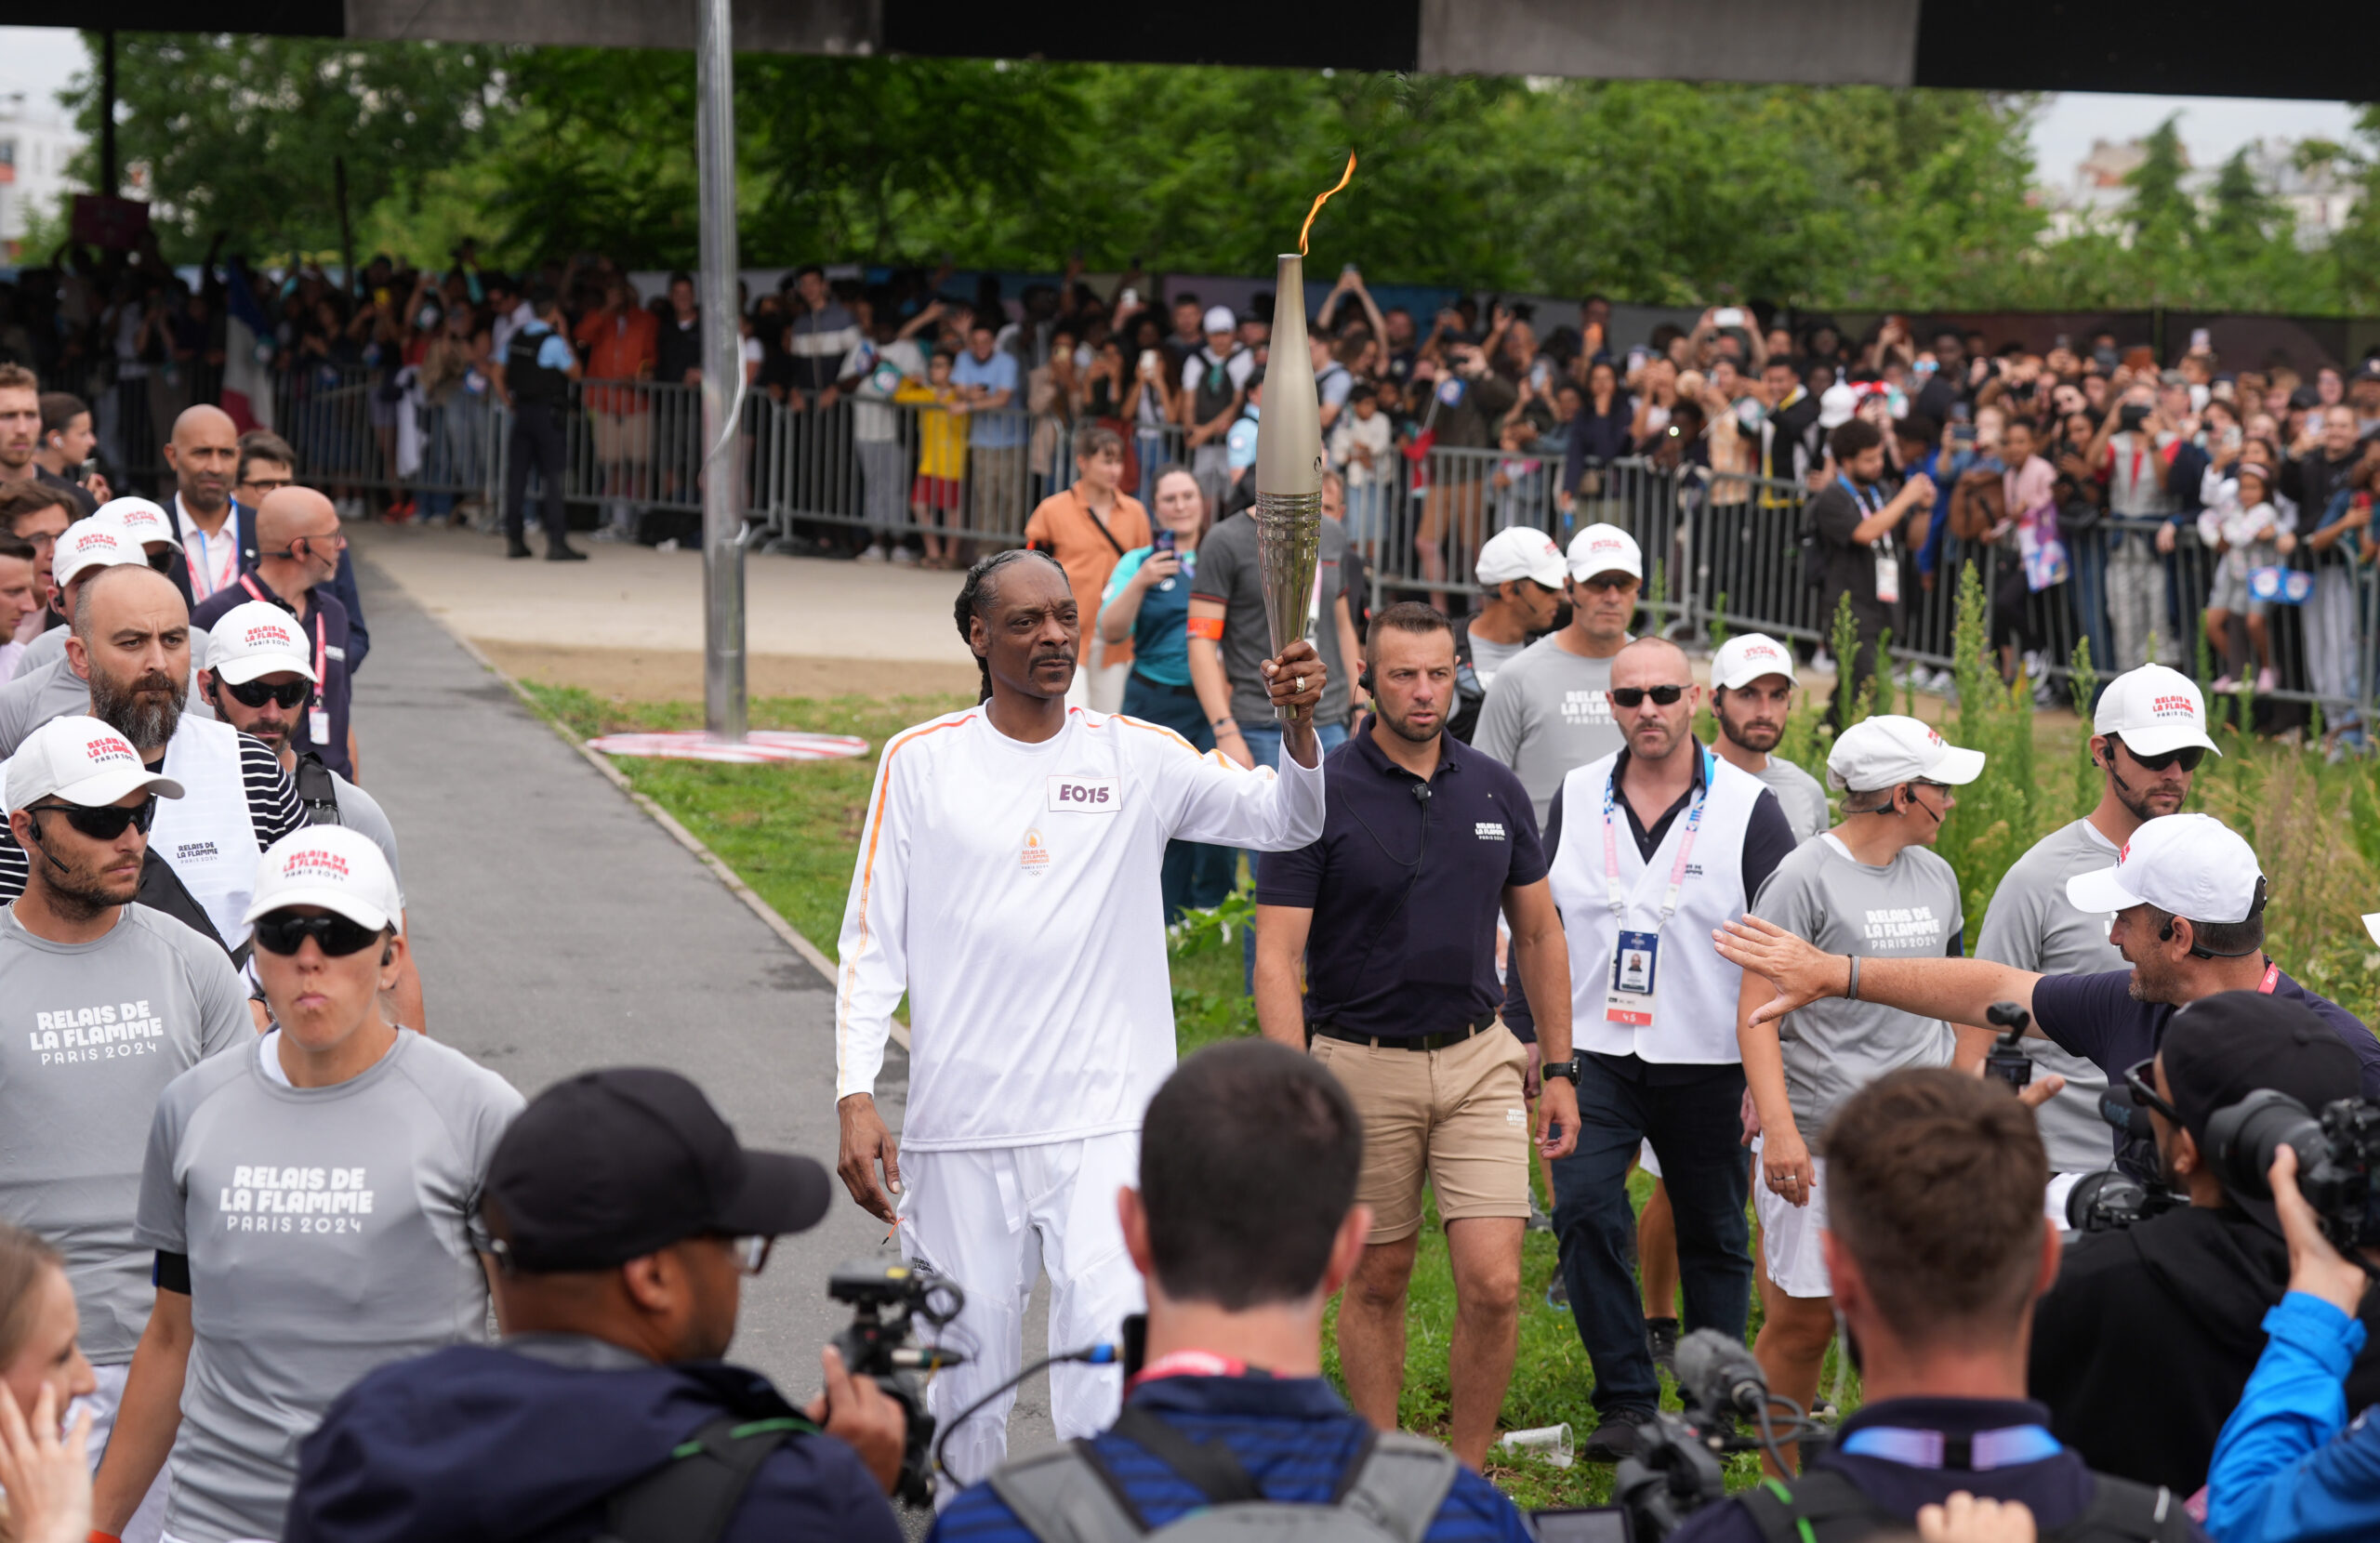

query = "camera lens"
(2207, 1088), (2325, 1200)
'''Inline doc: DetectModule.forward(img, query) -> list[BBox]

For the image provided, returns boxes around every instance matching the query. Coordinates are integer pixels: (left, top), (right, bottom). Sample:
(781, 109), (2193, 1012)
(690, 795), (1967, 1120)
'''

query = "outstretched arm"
(1714, 916), (2042, 1034)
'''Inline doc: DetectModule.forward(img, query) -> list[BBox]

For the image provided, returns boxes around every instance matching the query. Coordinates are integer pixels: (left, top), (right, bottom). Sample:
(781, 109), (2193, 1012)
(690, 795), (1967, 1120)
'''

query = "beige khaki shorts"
(1310, 1023), (1532, 1245)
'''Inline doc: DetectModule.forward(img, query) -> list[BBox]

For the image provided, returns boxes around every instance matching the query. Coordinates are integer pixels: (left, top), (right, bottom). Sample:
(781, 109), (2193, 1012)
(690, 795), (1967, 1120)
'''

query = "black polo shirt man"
(1250, 602), (1576, 1471)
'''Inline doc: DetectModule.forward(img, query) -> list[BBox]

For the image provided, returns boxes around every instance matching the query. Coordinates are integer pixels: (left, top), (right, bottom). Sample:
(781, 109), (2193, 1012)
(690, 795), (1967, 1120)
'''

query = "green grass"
(522, 679), (1847, 1506)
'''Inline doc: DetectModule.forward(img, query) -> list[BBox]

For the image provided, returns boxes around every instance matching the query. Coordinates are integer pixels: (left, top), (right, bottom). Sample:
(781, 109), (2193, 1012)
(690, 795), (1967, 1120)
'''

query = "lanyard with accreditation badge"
(239, 574), (332, 748)
(1600, 747), (1715, 1028)
(1839, 473), (1901, 606)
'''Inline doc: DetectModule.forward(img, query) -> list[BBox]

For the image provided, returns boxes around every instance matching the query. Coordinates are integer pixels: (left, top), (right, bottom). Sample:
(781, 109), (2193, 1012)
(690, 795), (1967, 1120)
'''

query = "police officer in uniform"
(498, 284), (586, 562)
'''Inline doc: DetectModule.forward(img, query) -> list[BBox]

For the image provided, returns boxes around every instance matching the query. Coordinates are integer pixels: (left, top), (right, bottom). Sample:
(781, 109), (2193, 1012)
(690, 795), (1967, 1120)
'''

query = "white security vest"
(1550, 747), (1766, 1064)
(151, 714), (260, 949)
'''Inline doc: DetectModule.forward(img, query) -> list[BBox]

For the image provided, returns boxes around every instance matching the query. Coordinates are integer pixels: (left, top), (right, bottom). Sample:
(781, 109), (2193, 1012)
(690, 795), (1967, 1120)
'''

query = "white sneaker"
(889, 546), (919, 567)
(855, 544), (887, 563)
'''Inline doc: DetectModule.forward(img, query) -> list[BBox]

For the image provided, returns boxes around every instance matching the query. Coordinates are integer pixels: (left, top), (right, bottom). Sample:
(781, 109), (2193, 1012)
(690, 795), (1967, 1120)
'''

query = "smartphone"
(1530, 1509), (1634, 1543)
(1153, 529), (1176, 555)
(1950, 422), (1977, 449)
(1713, 307), (1746, 329)
(1138, 349), (1160, 378)
(2190, 327), (2213, 352)
(74, 456), (98, 484)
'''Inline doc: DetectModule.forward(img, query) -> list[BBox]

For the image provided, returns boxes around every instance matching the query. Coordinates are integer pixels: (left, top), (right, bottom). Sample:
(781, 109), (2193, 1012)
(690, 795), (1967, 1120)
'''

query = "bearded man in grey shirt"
(1973, 665), (2218, 1177)
(1474, 523), (1642, 827)
(95, 826), (522, 1543)
(0, 715), (254, 1543)
(1707, 633), (1829, 844)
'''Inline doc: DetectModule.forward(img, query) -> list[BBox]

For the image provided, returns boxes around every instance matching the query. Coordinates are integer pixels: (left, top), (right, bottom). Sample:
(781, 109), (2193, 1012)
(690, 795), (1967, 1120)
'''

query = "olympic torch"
(1254, 154), (1355, 720)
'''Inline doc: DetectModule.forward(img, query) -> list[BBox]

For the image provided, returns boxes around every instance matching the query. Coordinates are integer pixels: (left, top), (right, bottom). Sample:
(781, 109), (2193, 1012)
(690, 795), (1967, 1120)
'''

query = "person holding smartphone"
(1099, 467), (1234, 920)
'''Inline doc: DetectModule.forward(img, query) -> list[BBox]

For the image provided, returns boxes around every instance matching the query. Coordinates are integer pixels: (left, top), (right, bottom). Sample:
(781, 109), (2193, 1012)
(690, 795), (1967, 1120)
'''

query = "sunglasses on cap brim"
(252, 909), (384, 957)
(2109, 737), (2205, 773)
(1608, 684), (1686, 707)
(26, 795), (157, 841)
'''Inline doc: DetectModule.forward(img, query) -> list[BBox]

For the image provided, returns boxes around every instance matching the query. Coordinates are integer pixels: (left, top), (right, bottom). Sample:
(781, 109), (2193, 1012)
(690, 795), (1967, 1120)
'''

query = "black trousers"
(506, 403), (568, 544)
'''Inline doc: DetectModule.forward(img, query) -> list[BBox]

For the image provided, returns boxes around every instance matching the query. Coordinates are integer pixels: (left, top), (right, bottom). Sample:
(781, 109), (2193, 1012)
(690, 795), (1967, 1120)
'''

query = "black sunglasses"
(2122, 1058), (2184, 1129)
(1576, 574), (1639, 593)
(1608, 684), (1686, 708)
(27, 796), (157, 841)
(222, 678), (311, 710)
(252, 910), (383, 957)
(2109, 737), (2205, 774)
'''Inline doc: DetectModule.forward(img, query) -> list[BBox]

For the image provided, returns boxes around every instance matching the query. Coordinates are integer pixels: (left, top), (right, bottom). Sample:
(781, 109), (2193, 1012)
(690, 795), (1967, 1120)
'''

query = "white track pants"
(897, 1130), (1144, 1495)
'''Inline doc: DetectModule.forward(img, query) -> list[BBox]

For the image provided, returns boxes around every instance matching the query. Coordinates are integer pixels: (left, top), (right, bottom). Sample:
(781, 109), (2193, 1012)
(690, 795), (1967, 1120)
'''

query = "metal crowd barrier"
(1361, 447), (2377, 722)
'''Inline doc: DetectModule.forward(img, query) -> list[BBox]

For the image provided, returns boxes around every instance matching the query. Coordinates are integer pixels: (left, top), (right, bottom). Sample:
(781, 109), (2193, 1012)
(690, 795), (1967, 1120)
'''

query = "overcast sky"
(1, 25), (2365, 185)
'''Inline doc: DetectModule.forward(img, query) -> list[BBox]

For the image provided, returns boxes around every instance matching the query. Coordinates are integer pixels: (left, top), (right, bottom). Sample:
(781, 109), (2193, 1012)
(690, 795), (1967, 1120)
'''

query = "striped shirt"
(0, 732), (302, 901)
(929, 1377), (1533, 1543)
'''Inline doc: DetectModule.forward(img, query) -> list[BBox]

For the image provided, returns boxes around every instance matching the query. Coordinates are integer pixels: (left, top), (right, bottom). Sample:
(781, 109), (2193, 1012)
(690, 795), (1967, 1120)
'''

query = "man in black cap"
(2029, 994), (2380, 1497)
(284, 1067), (906, 1543)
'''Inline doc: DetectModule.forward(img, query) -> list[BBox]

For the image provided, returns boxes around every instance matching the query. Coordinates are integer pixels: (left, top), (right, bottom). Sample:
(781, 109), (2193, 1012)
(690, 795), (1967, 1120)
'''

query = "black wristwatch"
(1540, 1056), (1582, 1084)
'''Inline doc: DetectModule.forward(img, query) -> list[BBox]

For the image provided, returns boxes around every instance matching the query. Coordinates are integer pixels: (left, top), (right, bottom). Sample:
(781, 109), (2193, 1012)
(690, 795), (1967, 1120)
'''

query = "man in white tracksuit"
(834, 547), (1329, 1495)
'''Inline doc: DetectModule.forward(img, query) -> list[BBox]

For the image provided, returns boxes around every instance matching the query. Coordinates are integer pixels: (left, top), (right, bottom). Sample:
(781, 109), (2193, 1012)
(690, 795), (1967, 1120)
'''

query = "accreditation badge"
(1605, 930), (1659, 1028)
(311, 707), (332, 746)
(1874, 549), (1901, 605)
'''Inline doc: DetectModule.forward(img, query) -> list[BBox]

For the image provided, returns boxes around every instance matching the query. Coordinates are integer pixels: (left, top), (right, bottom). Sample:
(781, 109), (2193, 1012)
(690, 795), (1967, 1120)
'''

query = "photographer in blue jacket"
(2206, 1140), (2380, 1542)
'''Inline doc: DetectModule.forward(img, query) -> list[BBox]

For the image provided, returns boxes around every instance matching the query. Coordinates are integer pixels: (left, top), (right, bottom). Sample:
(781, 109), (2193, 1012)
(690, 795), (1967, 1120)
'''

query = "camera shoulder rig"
(1737, 1468), (2194, 1543)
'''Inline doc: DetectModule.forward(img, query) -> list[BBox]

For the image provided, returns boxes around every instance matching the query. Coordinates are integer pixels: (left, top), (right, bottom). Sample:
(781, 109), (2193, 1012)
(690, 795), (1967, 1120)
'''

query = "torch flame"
(1297, 152), (1357, 258)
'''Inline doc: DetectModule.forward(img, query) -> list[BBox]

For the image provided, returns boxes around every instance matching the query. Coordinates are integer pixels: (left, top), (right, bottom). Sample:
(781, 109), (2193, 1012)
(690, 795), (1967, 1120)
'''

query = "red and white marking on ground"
(587, 730), (871, 763)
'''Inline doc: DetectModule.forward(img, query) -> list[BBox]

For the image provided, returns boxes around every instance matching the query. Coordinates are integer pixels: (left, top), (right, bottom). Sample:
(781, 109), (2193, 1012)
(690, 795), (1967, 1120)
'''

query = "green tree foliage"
(60, 34), (509, 261)
(56, 35), (2380, 315)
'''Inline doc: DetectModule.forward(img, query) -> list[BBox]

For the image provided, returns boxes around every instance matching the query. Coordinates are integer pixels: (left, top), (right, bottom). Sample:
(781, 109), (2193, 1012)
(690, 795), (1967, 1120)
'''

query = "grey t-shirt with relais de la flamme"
(1750, 833), (1966, 1129)
(0, 903), (252, 1363)
(137, 1028), (523, 1543)
(1752, 757), (1831, 845)
(1471, 635), (1626, 828)
(1974, 816), (2126, 1172)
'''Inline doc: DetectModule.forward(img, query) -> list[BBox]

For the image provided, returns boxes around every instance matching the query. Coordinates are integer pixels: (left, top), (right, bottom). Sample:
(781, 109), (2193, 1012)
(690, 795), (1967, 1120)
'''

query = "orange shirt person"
(1024, 426), (1151, 701)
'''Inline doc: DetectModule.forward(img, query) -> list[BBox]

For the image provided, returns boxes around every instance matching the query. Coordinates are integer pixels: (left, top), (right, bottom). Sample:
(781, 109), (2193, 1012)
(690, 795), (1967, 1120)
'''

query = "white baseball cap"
(245, 824), (403, 934)
(2067, 811), (2263, 924)
(204, 600), (318, 687)
(2093, 664), (2220, 760)
(1826, 714), (1987, 793)
(1476, 527), (1567, 590)
(1818, 379), (1859, 429)
(1712, 633), (1797, 692)
(97, 496), (181, 552)
(1203, 305), (1236, 335)
(1567, 523), (1643, 583)
(7, 715), (185, 813)
(53, 522), (142, 588)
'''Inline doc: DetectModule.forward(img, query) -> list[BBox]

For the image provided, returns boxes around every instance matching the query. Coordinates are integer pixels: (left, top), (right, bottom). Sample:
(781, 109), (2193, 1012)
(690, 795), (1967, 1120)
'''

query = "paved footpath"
(349, 554), (1056, 1511)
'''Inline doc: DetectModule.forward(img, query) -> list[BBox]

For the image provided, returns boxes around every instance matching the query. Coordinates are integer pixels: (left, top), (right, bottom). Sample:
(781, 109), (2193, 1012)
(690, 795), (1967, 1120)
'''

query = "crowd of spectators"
(7, 244), (2380, 711)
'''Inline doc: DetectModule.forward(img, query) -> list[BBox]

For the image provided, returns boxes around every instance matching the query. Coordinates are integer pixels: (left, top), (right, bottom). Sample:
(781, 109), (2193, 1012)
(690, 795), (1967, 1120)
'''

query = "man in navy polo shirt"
(1719, 811), (2380, 1150)
(1252, 601), (1576, 1472)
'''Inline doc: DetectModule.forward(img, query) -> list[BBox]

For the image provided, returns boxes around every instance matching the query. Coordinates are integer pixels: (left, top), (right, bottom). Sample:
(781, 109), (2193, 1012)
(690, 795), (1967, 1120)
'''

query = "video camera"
(1532, 1330), (1833, 1543)
(827, 1259), (966, 1507)
(2208, 1092), (2380, 1250)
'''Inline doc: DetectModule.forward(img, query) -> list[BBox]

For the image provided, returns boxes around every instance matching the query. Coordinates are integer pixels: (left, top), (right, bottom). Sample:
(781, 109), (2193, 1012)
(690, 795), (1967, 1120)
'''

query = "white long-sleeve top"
(835, 705), (1327, 1152)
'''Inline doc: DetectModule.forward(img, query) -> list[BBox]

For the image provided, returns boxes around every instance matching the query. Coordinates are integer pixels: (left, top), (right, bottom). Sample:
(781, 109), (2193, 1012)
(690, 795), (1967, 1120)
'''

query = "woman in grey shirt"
(94, 827), (522, 1543)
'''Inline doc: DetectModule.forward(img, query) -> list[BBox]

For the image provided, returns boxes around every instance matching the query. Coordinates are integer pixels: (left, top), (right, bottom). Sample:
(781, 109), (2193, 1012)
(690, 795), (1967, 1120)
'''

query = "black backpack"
(294, 752), (342, 826)
(1739, 1467), (2194, 1543)
(585, 1413), (815, 1543)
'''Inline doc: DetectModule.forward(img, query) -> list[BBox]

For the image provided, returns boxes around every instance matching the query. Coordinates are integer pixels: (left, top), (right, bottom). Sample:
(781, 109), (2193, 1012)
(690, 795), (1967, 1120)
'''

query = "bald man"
(191, 485), (357, 779)
(164, 404), (244, 605)
(0, 565), (306, 954)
